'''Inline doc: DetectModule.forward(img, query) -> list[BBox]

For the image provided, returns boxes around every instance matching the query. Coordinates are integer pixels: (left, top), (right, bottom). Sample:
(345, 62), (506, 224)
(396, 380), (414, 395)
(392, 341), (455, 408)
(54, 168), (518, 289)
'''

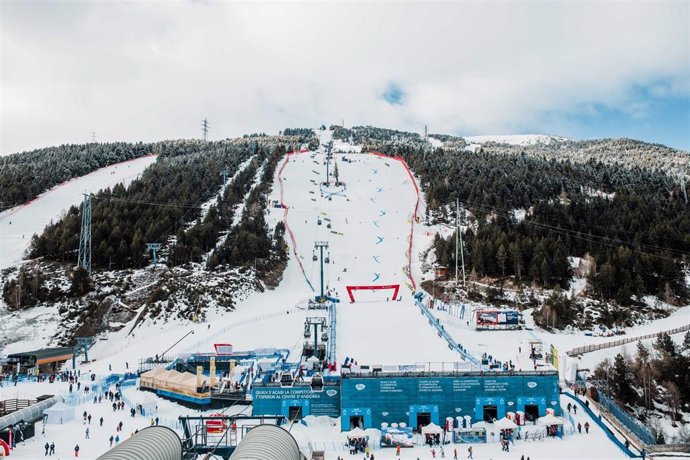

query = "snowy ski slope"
(279, 150), (460, 364)
(0, 155), (158, 270)
(0, 140), (670, 459)
(463, 134), (568, 146)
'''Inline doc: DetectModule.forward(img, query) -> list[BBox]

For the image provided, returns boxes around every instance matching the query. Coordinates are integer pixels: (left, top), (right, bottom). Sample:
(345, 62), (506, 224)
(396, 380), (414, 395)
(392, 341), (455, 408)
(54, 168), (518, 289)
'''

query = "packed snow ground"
(0, 155), (159, 354)
(2, 137), (688, 459)
(279, 150), (459, 364)
(0, 378), (631, 460)
(0, 155), (158, 270)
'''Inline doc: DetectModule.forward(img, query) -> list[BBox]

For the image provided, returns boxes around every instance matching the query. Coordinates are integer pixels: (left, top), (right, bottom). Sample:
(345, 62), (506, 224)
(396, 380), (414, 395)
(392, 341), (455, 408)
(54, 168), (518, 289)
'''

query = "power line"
(465, 200), (688, 259)
(460, 200), (689, 263)
(95, 194), (207, 210)
(462, 199), (689, 256)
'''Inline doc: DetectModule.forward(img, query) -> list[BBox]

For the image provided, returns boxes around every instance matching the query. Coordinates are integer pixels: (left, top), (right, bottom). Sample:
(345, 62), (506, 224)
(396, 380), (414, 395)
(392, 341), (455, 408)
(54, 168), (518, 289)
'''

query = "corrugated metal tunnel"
(96, 425), (182, 460)
(230, 424), (304, 460)
(0, 395), (62, 431)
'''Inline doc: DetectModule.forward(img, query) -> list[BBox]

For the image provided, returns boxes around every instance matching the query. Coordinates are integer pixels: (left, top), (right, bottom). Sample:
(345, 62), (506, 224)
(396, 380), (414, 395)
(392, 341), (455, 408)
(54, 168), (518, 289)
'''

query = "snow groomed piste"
(251, 146), (564, 441)
(0, 144), (640, 460)
(124, 146), (566, 456)
(277, 147), (461, 364)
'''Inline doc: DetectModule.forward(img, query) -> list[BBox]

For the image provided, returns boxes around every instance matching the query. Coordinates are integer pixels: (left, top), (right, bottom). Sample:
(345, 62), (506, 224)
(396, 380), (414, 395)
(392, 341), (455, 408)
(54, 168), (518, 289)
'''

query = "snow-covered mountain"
(463, 134), (569, 146)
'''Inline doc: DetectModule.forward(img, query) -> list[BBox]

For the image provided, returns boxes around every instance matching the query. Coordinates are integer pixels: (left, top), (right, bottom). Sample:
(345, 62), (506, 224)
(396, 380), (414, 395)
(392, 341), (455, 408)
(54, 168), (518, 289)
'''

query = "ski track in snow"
(2, 134), (687, 459)
(0, 155), (158, 270)
(0, 155), (159, 350)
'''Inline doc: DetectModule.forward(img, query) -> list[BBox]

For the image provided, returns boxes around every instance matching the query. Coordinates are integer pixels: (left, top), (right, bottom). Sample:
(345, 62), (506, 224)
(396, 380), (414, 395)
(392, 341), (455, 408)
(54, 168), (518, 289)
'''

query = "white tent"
(167, 371), (199, 393)
(346, 427), (367, 439)
(538, 414), (564, 426)
(43, 402), (74, 424)
(494, 417), (518, 430)
(421, 422), (444, 436)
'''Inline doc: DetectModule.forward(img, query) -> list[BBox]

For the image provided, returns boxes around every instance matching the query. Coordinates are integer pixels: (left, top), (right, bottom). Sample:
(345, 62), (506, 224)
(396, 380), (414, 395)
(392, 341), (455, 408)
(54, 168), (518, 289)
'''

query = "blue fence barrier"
(415, 299), (480, 365)
(327, 302), (337, 364)
(563, 393), (640, 458)
(598, 390), (657, 446)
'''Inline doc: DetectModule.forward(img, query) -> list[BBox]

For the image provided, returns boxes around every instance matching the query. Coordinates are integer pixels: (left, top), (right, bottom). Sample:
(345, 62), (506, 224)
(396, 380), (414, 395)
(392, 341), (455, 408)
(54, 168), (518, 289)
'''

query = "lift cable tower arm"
(146, 243), (162, 268)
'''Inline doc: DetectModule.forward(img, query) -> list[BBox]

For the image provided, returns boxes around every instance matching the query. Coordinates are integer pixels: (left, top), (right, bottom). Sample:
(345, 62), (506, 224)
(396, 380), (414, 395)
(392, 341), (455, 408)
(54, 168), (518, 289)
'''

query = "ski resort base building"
(252, 371), (560, 431)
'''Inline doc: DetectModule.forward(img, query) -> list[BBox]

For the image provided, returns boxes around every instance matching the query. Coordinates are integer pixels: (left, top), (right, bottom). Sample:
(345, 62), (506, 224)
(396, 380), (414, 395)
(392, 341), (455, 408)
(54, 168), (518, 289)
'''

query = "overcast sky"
(1, 0), (689, 155)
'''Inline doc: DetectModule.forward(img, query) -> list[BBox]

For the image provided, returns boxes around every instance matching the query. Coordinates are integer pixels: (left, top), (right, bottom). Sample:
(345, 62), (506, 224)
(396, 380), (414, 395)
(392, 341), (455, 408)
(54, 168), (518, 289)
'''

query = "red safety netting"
(278, 150), (314, 291)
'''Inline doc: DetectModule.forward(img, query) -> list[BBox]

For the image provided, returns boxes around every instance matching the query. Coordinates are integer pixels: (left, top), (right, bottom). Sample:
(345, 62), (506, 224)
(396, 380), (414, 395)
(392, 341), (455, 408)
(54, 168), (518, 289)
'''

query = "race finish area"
(278, 151), (459, 364)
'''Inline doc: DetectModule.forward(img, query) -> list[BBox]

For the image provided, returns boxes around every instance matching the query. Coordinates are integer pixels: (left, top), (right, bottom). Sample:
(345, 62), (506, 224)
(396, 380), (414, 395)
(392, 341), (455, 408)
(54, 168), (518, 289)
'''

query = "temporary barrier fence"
(567, 324), (690, 357)
(307, 440), (380, 453)
(597, 389), (656, 446)
(563, 393), (639, 458)
(327, 302), (337, 364)
(415, 299), (480, 365)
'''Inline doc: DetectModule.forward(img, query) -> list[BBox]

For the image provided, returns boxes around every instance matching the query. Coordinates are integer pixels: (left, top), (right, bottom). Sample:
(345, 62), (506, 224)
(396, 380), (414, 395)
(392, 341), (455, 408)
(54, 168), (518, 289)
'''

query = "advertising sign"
(381, 426), (414, 448)
(252, 386), (340, 417)
(475, 309), (519, 327)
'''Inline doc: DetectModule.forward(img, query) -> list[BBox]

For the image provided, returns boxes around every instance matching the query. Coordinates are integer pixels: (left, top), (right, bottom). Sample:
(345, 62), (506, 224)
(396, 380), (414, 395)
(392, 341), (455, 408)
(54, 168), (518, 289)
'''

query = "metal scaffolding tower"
(305, 316), (327, 361)
(77, 194), (92, 274)
(73, 336), (96, 367)
(327, 302), (337, 364)
(455, 198), (466, 287)
(314, 241), (329, 302)
(202, 118), (209, 142)
(324, 142), (333, 186)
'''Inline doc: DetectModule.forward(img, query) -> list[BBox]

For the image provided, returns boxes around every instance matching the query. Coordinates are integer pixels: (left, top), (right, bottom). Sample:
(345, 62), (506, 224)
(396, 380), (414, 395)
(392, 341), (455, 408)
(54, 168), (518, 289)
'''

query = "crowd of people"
(32, 378), (158, 458)
(0, 369), (88, 387)
(347, 436), (369, 455)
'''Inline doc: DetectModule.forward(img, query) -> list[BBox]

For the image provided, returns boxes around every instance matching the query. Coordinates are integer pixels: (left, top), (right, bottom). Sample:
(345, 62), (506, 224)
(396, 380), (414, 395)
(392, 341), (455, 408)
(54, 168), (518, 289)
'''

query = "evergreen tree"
(654, 333), (677, 358)
(70, 267), (92, 296)
(611, 353), (635, 405)
(497, 244), (507, 276)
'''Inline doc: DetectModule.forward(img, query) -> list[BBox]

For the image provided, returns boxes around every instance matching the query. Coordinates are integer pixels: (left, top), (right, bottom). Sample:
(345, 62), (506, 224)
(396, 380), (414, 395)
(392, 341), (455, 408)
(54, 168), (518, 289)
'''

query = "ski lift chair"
(279, 372), (295, 387)
(311, 373), (324, 392)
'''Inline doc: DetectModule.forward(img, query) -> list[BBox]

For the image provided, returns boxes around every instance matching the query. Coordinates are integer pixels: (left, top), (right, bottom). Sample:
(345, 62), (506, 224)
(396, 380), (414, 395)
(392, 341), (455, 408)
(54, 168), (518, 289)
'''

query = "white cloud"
(1, 0), (688, 154)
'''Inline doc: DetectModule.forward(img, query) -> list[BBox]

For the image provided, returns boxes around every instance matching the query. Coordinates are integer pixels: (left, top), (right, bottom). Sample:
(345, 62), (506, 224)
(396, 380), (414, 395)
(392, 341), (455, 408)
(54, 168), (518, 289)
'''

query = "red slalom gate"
(346, 284), (400, 302)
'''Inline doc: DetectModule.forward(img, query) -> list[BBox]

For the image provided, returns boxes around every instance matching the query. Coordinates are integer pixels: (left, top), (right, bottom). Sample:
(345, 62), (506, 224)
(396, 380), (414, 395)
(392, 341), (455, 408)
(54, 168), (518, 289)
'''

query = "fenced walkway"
(567, 324), (690, 357)
(415, 299), (480, 365)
